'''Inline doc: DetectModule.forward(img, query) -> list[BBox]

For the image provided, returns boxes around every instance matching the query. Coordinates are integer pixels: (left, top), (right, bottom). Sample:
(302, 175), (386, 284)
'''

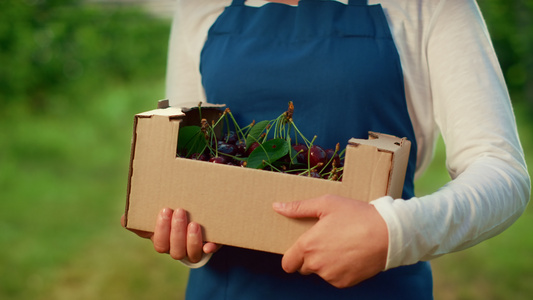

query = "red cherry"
(308, 145), (327, 167)
(223, 131), (238, 144)
(209, 156), (229, 164)
(235, 140), (246, 156)
(217, 142), (237, 156)
(246, 141), (261, 156)
(325, 148), (341, 168)
(191, 153), (208, 161)
(292, 144), (308, 164)
(308, 169), (322, 178)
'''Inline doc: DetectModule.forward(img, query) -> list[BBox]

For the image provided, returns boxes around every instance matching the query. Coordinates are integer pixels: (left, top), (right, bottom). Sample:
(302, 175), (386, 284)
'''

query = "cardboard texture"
(125, 104), (411, 254)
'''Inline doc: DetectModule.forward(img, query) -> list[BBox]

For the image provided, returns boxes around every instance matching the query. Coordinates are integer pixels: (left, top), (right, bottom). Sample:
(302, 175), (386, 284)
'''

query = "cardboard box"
(124, 102), (411, 254)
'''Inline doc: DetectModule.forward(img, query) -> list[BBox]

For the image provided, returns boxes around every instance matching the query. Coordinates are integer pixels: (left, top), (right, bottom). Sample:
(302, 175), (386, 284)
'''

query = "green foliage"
(247, 138), (290, 169)
(0, 80), (162, 299)
(245, 120), (270, 148)
(0, 2), (173, 298)
(0, 0), (170, 112)
(177, 126), (208, 157)
(478, 1), (533, 105)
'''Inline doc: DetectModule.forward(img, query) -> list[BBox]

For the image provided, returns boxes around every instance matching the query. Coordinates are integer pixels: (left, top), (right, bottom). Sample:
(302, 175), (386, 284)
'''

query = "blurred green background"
(0, 0), (531, 299)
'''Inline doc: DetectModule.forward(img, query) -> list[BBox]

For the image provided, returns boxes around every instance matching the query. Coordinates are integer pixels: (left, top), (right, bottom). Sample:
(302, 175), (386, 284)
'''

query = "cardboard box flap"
(136, 101), (225, 118)
(348, 131), (408, 152)
(136, 107), (185, 118)
(348, 132), (411, 198)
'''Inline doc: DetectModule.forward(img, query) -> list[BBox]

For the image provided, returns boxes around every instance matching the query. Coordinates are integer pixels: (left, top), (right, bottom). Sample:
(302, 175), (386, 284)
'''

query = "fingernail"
(161, 208), (172, 220)
(174, 208), (186, 222)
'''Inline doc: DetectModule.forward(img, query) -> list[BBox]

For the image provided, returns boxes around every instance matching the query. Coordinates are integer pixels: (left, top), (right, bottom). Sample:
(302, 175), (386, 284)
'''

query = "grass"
(0, 81), (531, 299)
(415, 101), (533, 300)
(0, 80), (190, 299)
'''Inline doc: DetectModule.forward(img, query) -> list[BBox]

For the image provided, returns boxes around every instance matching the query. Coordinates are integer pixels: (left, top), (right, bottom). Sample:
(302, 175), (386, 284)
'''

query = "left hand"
(121, 209), (220, 263)
(273, 194), (389, 288)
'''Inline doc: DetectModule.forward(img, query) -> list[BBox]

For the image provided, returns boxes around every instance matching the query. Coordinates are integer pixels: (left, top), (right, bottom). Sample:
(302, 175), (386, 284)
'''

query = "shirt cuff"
(370, 196), (417, 270)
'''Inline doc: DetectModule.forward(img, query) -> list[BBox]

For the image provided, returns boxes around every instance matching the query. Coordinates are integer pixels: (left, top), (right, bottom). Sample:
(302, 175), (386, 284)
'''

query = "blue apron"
(188, 0), (433, 298)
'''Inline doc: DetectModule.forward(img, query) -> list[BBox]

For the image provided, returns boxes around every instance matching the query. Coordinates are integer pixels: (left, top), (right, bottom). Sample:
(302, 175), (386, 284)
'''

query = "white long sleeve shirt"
(165, 0), (530, 270)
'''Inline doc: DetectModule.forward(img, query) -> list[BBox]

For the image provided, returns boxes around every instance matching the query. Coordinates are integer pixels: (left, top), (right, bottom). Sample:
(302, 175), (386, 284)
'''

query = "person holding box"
(123, 0), (530, 299)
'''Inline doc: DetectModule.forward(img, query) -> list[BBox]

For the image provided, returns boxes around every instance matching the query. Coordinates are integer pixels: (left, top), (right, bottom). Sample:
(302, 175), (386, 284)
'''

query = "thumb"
(272, 197), (328, 219)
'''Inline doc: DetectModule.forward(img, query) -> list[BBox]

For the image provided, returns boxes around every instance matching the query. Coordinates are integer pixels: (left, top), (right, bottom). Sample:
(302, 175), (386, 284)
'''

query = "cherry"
(246, 141), (261, 156)
(336, 170), (344, 181)
(209, 156), (229, 164)
(235, 140), (246, 156)
(217, 142), (237, 156)
(280, 153), (291, 164)
(223, 131), (238, 144)
(292, 144), (308, 164)
(210, 137), (220, 149)
(308, 169), (322, 178)
(308, 145), (327, 168)
(180, 107), (346, 182)
(191, 153), (208, 161)
(325, 148), (341, 168)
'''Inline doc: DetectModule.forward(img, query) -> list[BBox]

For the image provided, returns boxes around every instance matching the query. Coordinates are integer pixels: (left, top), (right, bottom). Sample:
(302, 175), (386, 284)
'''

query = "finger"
(281, 243), (305, 274)
(298, 267), (314, 276)
(152, 208), (173, 253)
(203, 242), (222, 254)
(186, 222), (204, 263)
(169, 208), (188, 260)
(273, 196), (329, 219)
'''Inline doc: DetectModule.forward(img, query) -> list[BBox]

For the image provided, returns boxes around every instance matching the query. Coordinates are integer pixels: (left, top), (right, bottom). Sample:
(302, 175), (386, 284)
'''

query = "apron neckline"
(231, 0), (368, 7)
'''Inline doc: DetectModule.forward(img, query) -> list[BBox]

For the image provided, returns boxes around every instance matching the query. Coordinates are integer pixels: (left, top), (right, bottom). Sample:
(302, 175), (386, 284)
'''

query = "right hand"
(121, 208), (220, 263)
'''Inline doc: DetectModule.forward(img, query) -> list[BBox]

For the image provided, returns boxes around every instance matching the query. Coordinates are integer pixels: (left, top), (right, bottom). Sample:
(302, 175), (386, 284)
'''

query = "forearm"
(372, 154), (530, 269)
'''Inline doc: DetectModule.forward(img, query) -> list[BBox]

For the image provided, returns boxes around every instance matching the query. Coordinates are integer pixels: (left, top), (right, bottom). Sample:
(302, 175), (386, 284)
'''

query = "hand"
(273, 195), (389, 288)
(121, 208), (220, 263)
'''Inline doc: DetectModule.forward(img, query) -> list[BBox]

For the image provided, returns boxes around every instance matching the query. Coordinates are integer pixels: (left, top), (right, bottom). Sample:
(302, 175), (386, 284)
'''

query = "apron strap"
(231, 0), (246, 6)
(252, 0), (369, 5)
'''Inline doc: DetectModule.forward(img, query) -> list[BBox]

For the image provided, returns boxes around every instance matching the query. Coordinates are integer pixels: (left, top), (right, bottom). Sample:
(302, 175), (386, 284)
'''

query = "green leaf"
(246, 138), (290, 169)
(245, 120), (270, 149)
(177, 126), (207, 157)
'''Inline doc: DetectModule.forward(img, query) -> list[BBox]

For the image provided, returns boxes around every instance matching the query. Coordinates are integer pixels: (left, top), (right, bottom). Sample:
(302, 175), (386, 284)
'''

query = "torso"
(188, 2), (431, 297)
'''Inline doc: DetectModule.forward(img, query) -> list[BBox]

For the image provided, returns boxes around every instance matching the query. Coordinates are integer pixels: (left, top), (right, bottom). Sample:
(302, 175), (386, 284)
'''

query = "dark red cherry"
(246, 141), (261, 156)
(308, 169), (322, 178)
(209, 156), (229, 164)
(308, 145), (327, 167)
(325, 148), (341, 167)
(191, 153), (208, 161)
(292, 144), (308, 164)
(217, 142), (237, 156)
(235, 140), (246, 156)
(223, 131), (238, 144)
